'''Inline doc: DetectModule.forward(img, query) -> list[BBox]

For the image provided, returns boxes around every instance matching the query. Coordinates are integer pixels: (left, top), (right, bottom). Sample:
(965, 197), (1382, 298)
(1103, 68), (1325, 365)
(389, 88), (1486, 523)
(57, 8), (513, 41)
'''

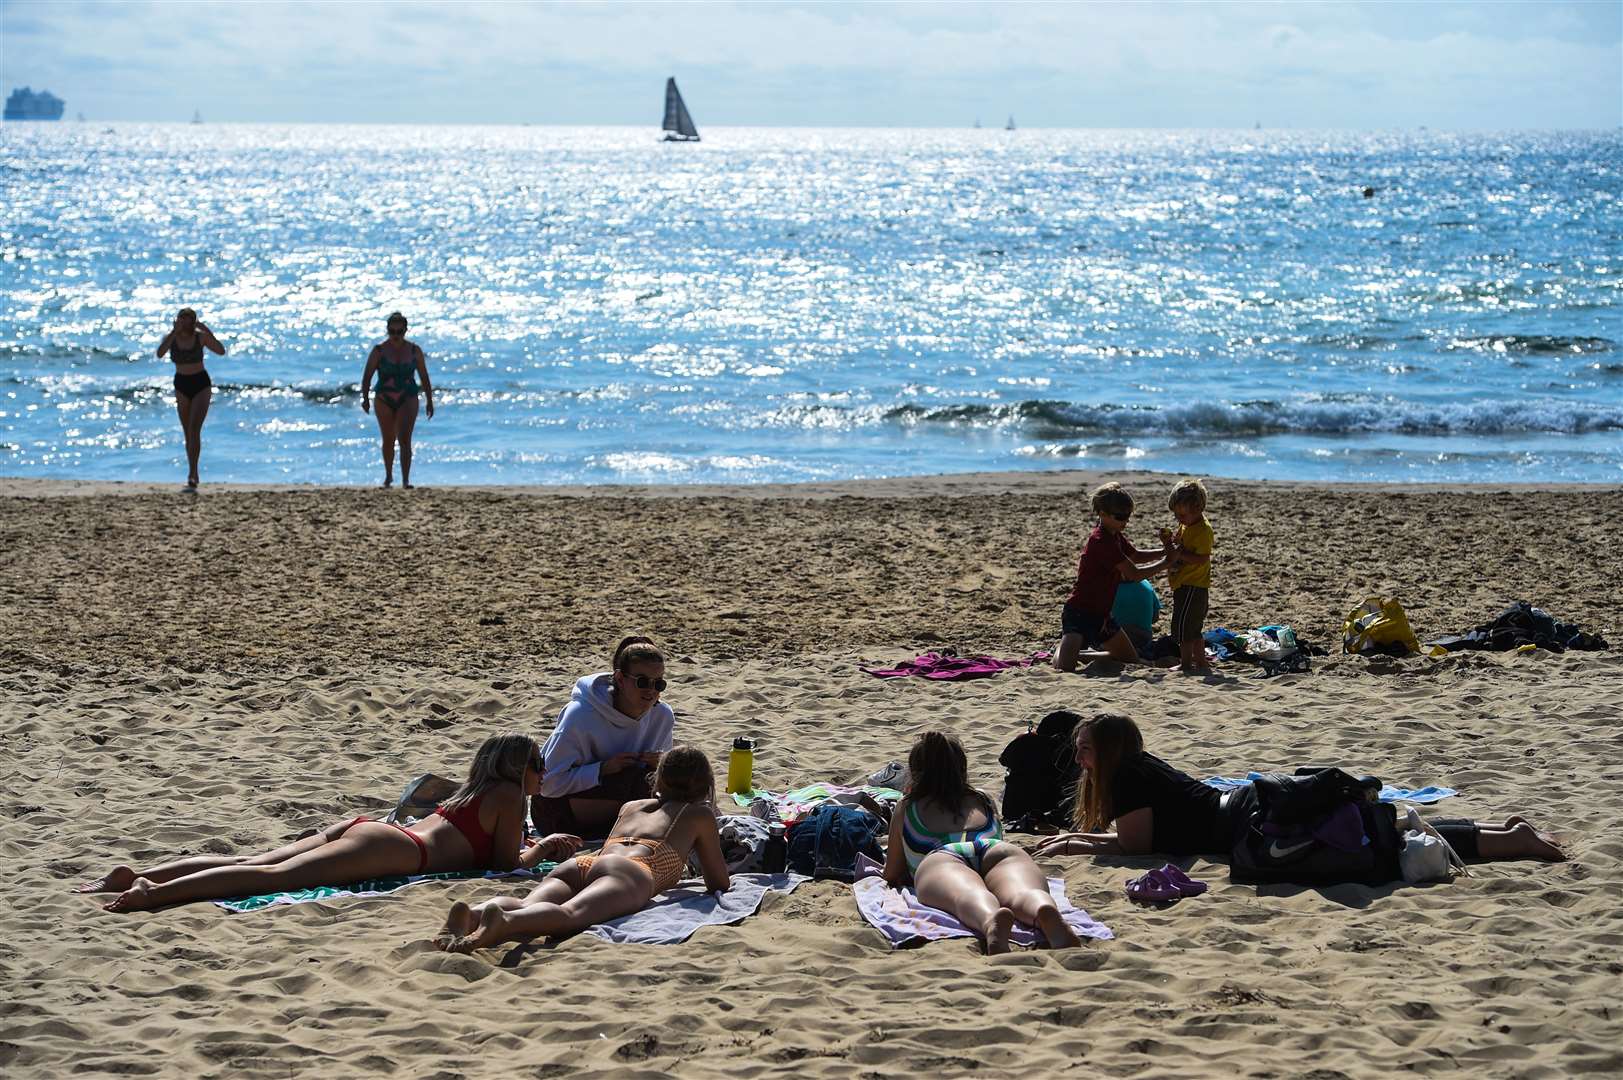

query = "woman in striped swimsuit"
(883, 731), (1083, 954)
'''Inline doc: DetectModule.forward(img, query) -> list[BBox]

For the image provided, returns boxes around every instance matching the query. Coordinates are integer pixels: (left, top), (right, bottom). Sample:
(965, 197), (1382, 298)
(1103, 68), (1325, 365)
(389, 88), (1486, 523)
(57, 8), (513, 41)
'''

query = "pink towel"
(862, 650), (1050, 681)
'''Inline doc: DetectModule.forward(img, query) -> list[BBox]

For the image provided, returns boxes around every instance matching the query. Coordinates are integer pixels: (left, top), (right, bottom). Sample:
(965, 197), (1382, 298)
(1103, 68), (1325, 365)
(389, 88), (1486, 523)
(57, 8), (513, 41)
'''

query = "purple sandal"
(1125, 868), (1181, 904)
(1160, 864), (1208, 897)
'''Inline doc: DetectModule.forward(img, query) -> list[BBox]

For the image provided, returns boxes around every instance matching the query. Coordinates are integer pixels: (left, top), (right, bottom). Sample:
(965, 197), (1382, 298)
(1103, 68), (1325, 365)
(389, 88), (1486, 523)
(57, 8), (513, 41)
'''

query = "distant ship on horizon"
(4, 87), (66, 121)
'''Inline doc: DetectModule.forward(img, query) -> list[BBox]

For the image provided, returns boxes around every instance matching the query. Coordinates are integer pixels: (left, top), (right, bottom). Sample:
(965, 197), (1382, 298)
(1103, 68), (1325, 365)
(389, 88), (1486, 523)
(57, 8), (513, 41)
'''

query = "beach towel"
(213, 865), (554, 913)
(731, 782), (904, 822)
(1201, 774), (1455, 804)
(850, 854), (1113, 949)
(583, 872), (808, 944)
(862, 650), (1049, 681)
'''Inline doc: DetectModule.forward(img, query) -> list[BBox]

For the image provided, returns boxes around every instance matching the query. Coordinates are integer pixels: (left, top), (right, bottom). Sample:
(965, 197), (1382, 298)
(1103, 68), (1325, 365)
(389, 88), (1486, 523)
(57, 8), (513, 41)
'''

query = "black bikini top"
(170, 336), (204, 365)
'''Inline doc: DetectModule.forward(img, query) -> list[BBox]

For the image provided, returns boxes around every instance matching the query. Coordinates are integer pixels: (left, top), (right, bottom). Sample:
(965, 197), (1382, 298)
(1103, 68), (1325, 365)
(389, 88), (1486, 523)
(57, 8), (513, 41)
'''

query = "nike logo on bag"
(1267, 838), (1317, 859)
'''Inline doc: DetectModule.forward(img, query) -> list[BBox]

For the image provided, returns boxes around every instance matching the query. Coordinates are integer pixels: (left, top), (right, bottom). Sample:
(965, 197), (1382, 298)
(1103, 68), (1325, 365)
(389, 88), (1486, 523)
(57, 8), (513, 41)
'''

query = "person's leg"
(1053, 632), (1083, 672)
(982, 844), (1081, 949)
(394, 395), (419, 488)
(104, 822), (421, 911)
(436, 862), (587, 947)
(449, 860), (652, 951)
(914, 852), (1014, 954)
(374, 400), (399, 486)
(182, 386), (211, 486)
(1474, 821), (1565, 861)
(78, 818), (361, 892)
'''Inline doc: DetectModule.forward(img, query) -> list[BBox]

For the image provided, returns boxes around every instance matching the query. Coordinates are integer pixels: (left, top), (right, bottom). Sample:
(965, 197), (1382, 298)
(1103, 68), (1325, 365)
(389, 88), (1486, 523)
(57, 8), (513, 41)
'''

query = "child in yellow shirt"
(1160, 479), (1215, 675)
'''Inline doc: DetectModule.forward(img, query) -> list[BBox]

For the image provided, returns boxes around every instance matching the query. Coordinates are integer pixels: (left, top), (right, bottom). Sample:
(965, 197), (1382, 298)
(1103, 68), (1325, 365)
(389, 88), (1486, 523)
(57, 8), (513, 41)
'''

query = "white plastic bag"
(1398, 805), (1468, 883)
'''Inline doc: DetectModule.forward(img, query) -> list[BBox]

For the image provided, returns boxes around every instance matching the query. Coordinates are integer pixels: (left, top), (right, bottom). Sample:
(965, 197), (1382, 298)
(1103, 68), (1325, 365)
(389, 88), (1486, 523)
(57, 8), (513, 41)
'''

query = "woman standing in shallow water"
(360, 311), (434, 488)
(155, 308), (226, 489)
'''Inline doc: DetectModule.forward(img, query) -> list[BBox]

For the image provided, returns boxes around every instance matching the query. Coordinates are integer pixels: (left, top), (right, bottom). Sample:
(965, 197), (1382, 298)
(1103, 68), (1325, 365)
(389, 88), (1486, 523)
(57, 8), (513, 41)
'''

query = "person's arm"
(1030, 831), (1124, 856)
(199, 324), (226, 356)
(881, 799), (910, 888)
(525, 832), (583, 867)
(1170, 550), (1210, 567)
(485, 785), (530, 871)
(414, 343), (433, 418)
(360, 347), (379, 414)
(691, 810), (730, 892)
(1117, 556), (1174, 582)
(156, 331), (173, 359)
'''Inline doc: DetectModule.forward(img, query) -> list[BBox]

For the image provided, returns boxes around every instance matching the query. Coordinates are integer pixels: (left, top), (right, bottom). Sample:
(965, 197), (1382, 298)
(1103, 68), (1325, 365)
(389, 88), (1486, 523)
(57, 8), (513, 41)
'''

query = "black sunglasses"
(622, 673), (667, 691)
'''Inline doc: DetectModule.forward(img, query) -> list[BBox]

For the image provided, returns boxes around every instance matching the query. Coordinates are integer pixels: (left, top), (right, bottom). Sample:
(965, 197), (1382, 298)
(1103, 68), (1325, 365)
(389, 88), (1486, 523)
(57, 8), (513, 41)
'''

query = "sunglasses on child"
(621, 673), (667, 691)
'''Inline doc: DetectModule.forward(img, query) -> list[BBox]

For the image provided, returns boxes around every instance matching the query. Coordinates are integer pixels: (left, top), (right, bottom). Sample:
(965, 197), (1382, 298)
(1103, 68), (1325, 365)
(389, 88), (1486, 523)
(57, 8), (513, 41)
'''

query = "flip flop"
(1125, 868), (1181, 904)
(1159, 863), (1208, 897)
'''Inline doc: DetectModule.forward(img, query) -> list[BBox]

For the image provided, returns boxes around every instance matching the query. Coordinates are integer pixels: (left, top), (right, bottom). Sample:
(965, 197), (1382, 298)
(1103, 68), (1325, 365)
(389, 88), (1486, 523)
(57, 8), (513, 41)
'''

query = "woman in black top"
(156, 308), (226, 489)
(1030, 713), (1565, 863)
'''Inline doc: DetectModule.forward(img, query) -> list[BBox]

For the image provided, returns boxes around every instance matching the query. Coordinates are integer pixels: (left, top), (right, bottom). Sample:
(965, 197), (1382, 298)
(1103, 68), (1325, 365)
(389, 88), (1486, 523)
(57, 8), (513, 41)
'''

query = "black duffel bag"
(1231, 768), (1401, 886)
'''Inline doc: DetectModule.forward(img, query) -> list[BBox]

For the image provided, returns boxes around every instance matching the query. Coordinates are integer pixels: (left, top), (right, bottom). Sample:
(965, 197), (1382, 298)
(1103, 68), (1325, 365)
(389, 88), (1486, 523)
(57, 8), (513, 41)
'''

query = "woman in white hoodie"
(532, 636), (677, 838)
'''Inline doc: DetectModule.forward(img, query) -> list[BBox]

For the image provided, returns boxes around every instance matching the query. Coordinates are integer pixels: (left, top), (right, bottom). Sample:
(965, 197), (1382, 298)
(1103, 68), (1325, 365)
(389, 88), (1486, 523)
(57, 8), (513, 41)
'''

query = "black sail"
(662, 77), (700, 140)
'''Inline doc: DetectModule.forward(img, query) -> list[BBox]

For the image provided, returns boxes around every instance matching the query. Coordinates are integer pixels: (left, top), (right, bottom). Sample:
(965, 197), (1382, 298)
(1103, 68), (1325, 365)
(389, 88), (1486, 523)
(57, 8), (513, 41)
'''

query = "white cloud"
(1, 0), (1617, 126)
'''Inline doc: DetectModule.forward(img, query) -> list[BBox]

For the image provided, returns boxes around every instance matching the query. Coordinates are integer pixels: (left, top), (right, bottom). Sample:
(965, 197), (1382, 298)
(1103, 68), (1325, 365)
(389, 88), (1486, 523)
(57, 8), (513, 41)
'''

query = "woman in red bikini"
(78, 732), (582, 912)
(435, 745), (730, 952)
(360, 311), (434, 488)
(155, 308), (226, 489)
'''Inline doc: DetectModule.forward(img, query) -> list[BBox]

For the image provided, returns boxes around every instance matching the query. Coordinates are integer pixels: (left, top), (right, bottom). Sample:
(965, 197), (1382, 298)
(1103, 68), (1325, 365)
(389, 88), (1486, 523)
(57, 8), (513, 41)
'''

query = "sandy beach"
(2, 470), (1620, 1078)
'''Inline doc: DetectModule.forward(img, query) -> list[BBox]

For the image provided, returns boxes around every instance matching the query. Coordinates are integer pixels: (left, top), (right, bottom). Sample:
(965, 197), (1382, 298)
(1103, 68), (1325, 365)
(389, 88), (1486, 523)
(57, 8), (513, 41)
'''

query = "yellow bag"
(1342, 596), (1421, 656)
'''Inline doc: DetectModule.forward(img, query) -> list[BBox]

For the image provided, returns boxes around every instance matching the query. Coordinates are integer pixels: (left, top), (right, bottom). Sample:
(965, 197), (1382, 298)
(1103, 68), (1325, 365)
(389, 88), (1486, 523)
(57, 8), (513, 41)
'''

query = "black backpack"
(999, 710), (1083, 832)
(1230, 769), (1401, 886)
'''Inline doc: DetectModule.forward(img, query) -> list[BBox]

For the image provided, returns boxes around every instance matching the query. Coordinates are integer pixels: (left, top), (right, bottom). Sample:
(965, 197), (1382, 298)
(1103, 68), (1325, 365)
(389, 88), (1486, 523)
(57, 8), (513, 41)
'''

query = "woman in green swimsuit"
(361, 311), (435, 488)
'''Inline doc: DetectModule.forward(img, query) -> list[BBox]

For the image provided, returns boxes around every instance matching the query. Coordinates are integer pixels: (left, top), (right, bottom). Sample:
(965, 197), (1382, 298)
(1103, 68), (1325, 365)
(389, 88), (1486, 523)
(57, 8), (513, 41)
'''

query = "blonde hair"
(1169, 478), (1208, 514)
(440, 731), (537, 812)
(1070, 714), (1144, 832)
(1090, 482), (1134, 519)
(653, 746), (714, 804)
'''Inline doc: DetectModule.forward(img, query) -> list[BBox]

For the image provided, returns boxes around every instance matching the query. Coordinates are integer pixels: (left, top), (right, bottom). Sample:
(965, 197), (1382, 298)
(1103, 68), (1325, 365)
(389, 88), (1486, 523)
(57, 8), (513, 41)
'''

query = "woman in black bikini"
(1030, 713), (1566, 864)
(360, 311), (434, 488)
(155, 308), (226, 489)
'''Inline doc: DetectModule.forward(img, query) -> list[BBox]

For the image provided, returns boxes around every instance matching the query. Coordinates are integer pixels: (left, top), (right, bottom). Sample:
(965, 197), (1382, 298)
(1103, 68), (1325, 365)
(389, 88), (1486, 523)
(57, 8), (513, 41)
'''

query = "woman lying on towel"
(1029, 713), (1566, 863)
(883, 731), (1082, 954)
(80, 733), (584, 912)
(435, 745), (729, 952)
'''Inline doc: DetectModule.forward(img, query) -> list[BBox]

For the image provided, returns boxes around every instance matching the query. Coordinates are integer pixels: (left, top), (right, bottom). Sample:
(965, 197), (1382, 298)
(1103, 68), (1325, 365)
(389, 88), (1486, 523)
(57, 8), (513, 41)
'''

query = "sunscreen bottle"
(726, 736), (756, 795)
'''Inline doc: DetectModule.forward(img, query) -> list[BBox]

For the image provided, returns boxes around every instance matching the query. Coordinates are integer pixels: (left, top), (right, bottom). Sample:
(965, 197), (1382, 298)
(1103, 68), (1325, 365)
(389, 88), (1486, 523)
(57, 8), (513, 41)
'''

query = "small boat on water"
(1005, 115), (1016, 131)
(191, 110), (203, 125)
(662, 77), (699, 142)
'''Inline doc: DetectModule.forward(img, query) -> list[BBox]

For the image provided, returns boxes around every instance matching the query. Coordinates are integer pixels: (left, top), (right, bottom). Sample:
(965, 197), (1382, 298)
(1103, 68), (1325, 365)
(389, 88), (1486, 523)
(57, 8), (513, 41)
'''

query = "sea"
(2, 124), (1619, 486)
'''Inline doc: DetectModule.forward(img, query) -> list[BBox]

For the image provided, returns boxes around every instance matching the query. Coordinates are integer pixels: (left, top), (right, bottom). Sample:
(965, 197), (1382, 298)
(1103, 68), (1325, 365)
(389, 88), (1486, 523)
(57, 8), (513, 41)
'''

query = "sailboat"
(662, 78), (699, 142)
(191, 110), (203, 125)
(1005, 115), (1016, 131)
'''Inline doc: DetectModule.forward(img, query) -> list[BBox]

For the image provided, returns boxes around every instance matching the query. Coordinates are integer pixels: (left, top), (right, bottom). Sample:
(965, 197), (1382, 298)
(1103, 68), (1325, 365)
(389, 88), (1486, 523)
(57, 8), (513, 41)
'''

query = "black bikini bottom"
(174, 369), (212, 399)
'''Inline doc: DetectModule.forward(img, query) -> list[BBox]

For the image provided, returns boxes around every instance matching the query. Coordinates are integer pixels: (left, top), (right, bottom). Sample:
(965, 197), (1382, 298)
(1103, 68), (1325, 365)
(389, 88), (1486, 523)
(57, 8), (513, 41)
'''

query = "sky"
(1, 0), (1619, 129)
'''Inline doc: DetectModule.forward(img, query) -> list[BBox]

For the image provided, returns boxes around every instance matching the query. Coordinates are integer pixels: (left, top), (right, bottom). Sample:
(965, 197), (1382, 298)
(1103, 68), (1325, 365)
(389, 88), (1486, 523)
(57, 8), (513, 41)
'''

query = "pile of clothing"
(1203, 625), (1325, 676)
(1426, 601), (1609, 654)
(712, 775), (904, 879)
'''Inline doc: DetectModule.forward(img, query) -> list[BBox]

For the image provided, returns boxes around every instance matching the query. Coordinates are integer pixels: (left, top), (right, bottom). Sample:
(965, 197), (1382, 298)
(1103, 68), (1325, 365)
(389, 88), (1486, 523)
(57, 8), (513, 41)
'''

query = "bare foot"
(104, 876), (156, 912)
(1036, 906), (1082, 950)
(75, 865), (136, 893)
(382, 478), (393, 488)
(449, 904), (511, 953)
(434, 901), (478, 951)
(983, 907), (1015, 955)
(402, 482), (414, 490)
(1511, 822), (1566, 861)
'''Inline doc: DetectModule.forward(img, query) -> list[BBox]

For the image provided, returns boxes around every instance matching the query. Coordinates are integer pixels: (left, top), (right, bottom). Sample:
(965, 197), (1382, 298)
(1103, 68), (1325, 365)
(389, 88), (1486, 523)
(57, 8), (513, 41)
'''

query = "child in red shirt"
(1054, 482), (1175, 672)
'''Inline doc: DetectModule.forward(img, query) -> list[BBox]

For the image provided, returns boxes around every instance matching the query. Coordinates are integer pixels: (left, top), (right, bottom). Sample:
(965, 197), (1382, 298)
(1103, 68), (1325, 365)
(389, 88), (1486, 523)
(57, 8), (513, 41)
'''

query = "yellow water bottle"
(726, 736), (755, 795)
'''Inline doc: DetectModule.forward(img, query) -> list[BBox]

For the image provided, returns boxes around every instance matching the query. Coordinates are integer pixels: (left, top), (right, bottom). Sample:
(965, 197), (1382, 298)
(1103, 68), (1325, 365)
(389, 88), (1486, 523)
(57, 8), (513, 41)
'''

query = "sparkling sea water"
(2, 124), (1619, 486)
